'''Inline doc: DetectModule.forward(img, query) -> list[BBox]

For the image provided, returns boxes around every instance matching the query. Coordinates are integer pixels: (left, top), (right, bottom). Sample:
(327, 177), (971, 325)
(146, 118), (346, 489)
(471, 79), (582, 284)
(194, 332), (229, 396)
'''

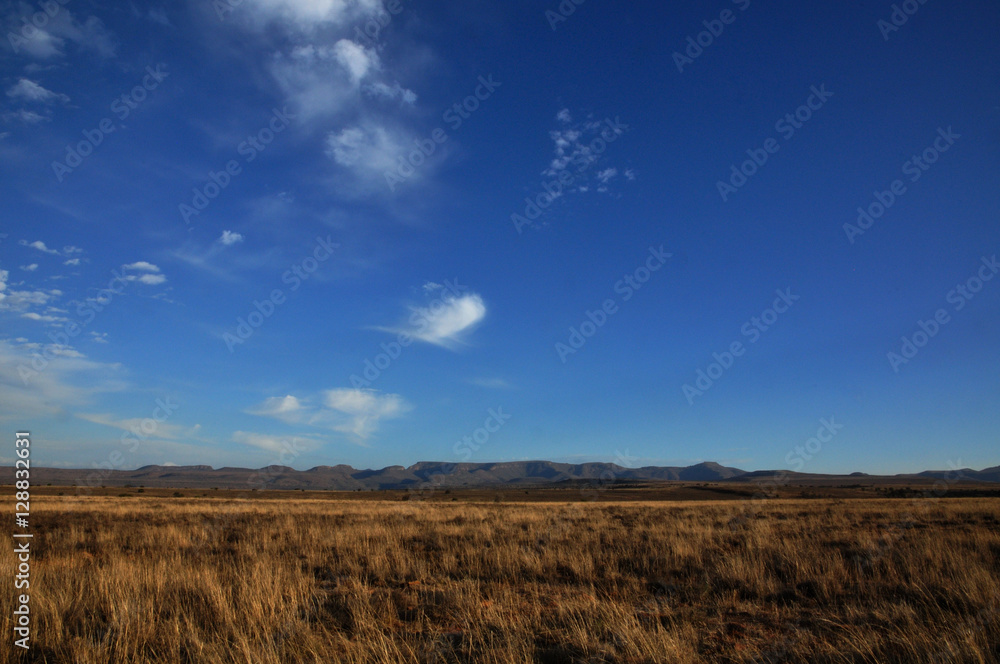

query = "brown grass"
(2, 496), (998, 663)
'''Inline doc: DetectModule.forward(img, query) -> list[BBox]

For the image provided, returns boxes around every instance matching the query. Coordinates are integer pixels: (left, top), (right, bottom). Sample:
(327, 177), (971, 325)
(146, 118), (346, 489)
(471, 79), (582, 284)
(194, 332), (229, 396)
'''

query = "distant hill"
(21, 460), (1000, 491)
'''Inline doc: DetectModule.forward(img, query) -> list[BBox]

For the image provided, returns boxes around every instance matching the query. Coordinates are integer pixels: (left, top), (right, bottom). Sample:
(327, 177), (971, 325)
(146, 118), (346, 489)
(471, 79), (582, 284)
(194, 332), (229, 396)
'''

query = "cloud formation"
(4, 7), (116, 59)
(378, 291), (487, 350)
(219, 230), (244, 246)
(7, 79), (69, 104)
(20, 239), (59, 254)
(249, 388), (410, 440)
(0, 338), (125, 420)
(542, 109), (633, 196)
(122, 262), (167, 285)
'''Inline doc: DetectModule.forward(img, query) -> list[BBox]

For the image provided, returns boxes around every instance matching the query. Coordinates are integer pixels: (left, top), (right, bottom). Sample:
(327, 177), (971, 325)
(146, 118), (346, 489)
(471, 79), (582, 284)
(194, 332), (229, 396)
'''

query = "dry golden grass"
(2, 496), (998, 663)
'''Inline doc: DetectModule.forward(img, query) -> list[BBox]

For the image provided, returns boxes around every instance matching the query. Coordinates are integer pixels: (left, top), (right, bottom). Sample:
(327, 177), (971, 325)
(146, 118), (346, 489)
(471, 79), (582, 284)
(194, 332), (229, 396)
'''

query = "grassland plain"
(2, 495), (999, 663)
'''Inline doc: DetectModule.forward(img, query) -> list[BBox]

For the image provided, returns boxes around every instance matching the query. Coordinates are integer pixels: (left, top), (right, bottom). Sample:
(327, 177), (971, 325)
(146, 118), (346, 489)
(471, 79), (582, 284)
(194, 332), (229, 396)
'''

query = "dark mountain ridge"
(21, 460), (1000, 491)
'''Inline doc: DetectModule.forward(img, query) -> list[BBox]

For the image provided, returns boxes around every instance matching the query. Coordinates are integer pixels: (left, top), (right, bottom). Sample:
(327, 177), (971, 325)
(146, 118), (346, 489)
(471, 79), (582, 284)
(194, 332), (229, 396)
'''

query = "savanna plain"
(2, 489), (998, 664)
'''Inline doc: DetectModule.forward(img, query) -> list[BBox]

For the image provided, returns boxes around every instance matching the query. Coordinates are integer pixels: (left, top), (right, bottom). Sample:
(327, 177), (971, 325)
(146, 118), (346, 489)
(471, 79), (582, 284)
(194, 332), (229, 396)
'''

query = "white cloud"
(322, 388), (410, 438)
(328, 124), (394, 168)
(12, 29), (63, 59)
(7, 9), (116, 59)
(0, 268), (62, 312)
(597, 168), (618, 183)
(231, 430), (322, 455)
(2, 109), (49, 124)
(248, 388), (410, 440)
(333, 39), (379, 83)
(63, 245), (83, 254)
(21, 312), (67, 323)
(64, 258), (80, 266)
(214, 0), (428, 197)
(218, 230), (244, 246)
(247, 394), (306, 424)
(392, 293), (487, 349)
(0, 339), (125, 420)
(20, 264), (38, 272)
(596, 167), (618, 192)
(541, 112), (630, 196)
(365, 81), (417, 105)
(20, 239), (59, 254)
(122, 261), (160, 272)
(76, 412), (193, 441)
(6, 78), (69, 104)
(238, 0), (382, 29)
(326, 122), (419, 192)
(268, 40), (379, 120)
(119, 262), (166, 285)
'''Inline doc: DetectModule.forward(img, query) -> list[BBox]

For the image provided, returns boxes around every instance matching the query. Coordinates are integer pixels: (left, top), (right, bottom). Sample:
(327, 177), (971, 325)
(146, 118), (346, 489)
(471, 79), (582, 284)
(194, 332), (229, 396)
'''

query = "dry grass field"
(2, 494), (998, 663)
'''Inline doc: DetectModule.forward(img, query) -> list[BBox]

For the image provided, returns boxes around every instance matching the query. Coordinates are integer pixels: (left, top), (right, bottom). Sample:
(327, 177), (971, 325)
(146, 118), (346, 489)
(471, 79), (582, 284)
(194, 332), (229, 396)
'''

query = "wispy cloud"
(247, 394), (305, 424)
(20, 239), (59, 254)
(376, 292), (487, 350)
(325, 122), (419, 193)
(248, 388), (411, 441)
(6, 78), (69, 104)
(231, 430), (322, 455)
(5, 7), (117, 59)
(76, 412), (194, 441)
(0, 338), (125, 420)
(468, 377), (512, 389)
(218, 230), (244, 246)
(21, 311), (66, 323)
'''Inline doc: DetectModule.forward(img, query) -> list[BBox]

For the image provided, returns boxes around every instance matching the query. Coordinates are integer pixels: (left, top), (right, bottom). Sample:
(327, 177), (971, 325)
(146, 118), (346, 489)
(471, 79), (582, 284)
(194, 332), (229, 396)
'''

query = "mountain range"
(27, 460), (1000, 491)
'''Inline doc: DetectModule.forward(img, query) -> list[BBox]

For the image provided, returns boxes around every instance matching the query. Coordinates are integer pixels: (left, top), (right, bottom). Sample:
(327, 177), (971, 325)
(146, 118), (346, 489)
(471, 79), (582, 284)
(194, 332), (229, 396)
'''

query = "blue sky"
(1, 0), (998, 474)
